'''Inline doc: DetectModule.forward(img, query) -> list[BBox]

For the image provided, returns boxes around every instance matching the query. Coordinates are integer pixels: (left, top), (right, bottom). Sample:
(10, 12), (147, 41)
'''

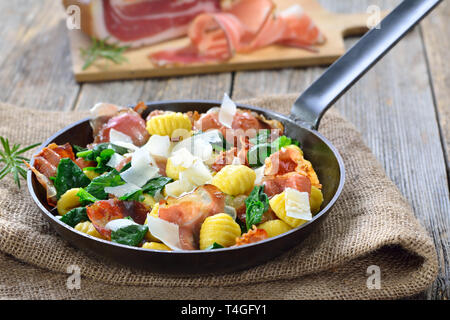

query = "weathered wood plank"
(0, 0), (80, 110)
(421, 1), (450, 173)
(74, 73), (232, 110)
(232, 0), (449, 300)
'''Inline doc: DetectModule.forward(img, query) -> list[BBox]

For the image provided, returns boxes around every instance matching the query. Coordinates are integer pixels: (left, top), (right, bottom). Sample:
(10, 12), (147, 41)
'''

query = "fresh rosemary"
(0, 137), (40, 189)
(80, 37), (130, 70)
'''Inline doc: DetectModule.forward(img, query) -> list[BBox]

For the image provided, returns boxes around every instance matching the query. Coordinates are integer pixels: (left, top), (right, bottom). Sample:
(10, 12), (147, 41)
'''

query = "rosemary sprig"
(0, 137), (40, 189)
(80, 37), (130, 70)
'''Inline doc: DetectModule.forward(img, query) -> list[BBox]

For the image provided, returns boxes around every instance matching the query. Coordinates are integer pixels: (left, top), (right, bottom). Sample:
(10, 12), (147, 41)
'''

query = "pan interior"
(31, 100), (343, 229)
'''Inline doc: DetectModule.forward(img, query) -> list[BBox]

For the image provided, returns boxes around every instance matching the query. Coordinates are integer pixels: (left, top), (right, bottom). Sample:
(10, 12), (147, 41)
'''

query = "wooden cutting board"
(68, 0), (382, 82)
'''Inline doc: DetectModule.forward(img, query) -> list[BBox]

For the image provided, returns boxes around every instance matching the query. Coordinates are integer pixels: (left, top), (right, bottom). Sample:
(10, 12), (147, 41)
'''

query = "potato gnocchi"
(31, 96), (323, 251)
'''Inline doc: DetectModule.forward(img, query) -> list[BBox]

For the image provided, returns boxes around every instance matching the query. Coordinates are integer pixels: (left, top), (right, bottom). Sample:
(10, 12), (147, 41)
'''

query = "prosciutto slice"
(150, 0), (325, 65)
(63, 0), (221, 48)
(158, 184), (225, 250)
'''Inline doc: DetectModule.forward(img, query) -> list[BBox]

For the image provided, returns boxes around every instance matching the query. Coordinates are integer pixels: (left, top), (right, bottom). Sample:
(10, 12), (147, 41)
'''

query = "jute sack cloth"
(0, 95), (438, 299)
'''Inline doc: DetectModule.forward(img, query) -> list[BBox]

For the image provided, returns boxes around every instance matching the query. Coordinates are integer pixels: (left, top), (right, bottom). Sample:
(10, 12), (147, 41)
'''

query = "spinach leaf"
(111, 224), (148, 247)
(85, 169), (125, 200)
(245, 185), (269, 231)
(141, 176), (173, 196)
(247, 143), (274, 167)
(60, 207), (88, 228)
(272, 136), (300, 150)
(54, 158), (91, 199)
(119, 189), (145, 202)
(205, 242), (224, 250)
(76, 188), (100, 205)
(76, 143), (127, 160)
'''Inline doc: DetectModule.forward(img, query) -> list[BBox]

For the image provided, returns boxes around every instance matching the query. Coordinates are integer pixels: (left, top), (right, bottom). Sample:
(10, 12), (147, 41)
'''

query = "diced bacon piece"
(158, 184), (225, 250)
(94, 110), (150, 146)
(62, 0), (221, 48)
(262, 172), (311, 198)
(235, 225), (268, 246)
(87, 198), (148, 239)
(150, 0), (325, 65)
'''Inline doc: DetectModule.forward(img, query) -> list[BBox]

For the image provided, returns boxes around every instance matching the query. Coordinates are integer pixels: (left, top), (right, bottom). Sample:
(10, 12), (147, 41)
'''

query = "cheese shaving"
(284, 188), (312, 221)
(105, 218), (138, 232)
(218, 93), (237, 128)
(142, 134), (172, 158)
(120, 147), (159, 187)
(146, 215), (182, 250)
(109, 129), (138, 151)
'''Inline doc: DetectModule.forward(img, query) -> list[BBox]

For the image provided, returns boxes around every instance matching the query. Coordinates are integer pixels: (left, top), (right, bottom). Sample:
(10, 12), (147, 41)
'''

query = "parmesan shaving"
(106, 152), (125, 169)
(120, 147), (159, 187)
(105, 218), (138, 232)
(284, 188), (312, 221)
(142, 134), (172, 158)
(218, 93), (237, 128)
(146, 215), (182, 250)
(109, 129), (138, 151)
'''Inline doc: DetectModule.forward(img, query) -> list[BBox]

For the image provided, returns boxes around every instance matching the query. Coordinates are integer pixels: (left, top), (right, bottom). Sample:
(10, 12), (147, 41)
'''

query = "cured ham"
(262, 172), (311, 198)
(91, 105), (150, 147)
(150, 0), (325, 65)
(158, 184), (225, 250)
(87, 198), (148, 239)
(62, 0), (221, 48)
(265, 147), (322, 189)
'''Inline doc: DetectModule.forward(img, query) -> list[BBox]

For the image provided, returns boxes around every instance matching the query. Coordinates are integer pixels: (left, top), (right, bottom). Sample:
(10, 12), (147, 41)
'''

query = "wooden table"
(1, 0), (448, 299)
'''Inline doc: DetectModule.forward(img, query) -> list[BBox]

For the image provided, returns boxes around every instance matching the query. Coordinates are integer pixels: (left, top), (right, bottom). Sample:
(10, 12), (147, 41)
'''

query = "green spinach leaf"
(245, 185), (269, 231)
(54, 158), (91, 199)
(141, 176), (173, 196)
(76, 188), (100, 205)
(60, 207), (88, 228)
(111, 224), (148, 247)
(85, 169), (125, 200)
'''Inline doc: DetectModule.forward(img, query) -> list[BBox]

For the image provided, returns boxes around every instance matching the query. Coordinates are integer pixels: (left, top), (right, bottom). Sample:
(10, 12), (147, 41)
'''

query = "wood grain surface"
(0, 0), (448, 299)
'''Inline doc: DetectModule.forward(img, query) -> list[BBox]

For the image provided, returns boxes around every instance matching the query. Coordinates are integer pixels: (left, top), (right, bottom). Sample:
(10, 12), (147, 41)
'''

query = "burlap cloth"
(0, 95), (438, 300)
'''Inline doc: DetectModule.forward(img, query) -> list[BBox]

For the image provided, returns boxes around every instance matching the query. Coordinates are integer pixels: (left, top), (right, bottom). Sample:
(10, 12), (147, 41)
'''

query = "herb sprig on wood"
(0, 136), (40, 189)
(80, 37), (130, 70)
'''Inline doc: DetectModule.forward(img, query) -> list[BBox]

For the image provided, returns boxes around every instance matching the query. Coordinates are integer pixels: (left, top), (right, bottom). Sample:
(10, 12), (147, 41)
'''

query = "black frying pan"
(27, 0), (441, 274)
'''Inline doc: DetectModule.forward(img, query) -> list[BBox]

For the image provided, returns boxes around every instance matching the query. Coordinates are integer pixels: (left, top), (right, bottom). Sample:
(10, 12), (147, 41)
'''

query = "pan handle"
(290, 0), (442, 130)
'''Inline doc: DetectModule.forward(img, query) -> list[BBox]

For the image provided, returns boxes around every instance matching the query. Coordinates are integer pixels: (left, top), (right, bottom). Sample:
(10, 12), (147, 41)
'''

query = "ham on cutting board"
(66, 0), (382, 82)
(63, 0), (221, 47)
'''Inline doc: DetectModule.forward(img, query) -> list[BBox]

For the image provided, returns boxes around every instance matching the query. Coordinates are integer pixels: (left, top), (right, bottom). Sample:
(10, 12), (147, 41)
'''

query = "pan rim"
(27, 99), (345, 255)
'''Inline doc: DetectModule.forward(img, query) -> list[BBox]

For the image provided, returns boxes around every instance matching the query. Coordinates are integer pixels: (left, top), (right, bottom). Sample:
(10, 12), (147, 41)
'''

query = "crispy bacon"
(86, 198), (148, 239)
(235, 225), (268, 246)
(150, 0), (325, 65)
(158, 184), (225, 250)
(25, 161), (57, 207)
(262, 172), (311, 198)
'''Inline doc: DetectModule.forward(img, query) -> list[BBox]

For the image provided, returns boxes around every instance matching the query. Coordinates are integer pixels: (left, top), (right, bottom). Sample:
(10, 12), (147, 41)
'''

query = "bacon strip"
(149, 0), (325, 65)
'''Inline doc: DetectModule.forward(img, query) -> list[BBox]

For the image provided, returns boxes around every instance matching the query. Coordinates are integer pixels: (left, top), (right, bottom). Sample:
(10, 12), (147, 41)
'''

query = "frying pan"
(28, 0), (441, 274)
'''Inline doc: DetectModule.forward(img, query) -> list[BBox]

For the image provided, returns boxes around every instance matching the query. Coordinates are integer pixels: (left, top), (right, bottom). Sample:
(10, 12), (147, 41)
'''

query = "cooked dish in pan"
(29, 95), (323, 251)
